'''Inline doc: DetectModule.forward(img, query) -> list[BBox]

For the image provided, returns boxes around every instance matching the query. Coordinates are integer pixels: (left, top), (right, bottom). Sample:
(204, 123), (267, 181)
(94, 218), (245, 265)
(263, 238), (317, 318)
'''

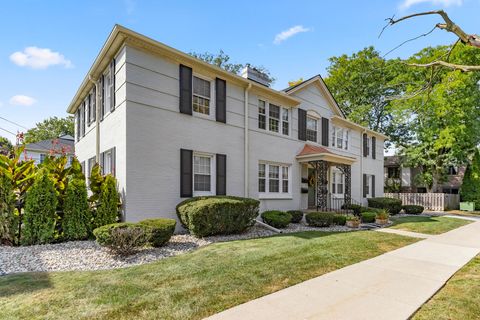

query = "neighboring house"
(67, 25), (386, 224)
(384, 155), (464, 194)
(24, 135), (75, 166)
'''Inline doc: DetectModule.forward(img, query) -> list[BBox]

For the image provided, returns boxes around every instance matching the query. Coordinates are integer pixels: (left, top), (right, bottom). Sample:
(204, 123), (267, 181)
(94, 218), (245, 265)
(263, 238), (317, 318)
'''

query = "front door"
(308, 167), (316, 208)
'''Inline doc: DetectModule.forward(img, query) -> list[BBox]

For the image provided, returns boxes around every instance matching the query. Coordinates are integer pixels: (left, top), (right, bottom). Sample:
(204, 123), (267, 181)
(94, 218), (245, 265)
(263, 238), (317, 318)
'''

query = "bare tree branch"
(383, 26), (437, 58)
(408, 60), (480, 72)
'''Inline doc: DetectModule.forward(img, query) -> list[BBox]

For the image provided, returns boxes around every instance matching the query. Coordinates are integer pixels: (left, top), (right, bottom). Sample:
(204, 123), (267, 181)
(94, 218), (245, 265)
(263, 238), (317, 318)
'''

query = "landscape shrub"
(93, 222), (147, 255)
(460, 150), (480, 210)
(0, 174), (17, 245)
(261, 211), (291, 229)
(93, 175), (119, 230)
(138, 218), (176, 247)
(375, 210), (390, 220)
(361, 212), (376, 223)
(367, 197), (402, 215)
(305, 212), (335, 227)
(176, 196), (259, 237)
(62, 178), (91, 240)
(341, 204), (366, 215)
(22, 170), (58, 245)
(287, 210), (304, 223)
(402, 205), (424, 215)
(333, 214), (347, 226)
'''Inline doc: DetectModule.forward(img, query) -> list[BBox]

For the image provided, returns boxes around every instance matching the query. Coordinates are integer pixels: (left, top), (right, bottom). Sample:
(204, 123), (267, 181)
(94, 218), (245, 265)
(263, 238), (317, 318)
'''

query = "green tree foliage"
(63, 178), (91, 240)
(460, 150), (480, 209)
(324, 47), (409, 145)
(189, 50), (275, 84)
(0, 174), (17, 245)
(0, 137), (13, 155)
(93, 175), (119, 230)
(24, 116), (74, 143)
(22, 170), (58, 245)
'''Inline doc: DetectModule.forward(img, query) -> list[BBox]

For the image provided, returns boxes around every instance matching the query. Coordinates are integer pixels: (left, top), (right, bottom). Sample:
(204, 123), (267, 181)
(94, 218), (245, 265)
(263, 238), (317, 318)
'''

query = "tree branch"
(408, 60), (480, 72)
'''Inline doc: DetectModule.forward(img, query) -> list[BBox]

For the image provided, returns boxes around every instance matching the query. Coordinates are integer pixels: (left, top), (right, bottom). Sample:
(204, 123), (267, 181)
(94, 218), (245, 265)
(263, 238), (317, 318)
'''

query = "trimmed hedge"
(333, 214), (347, 226)
(0, 174), (17, 245)
(93, 222), (147, 255)
(176, 196), (259, 237)
(63, 178), (91, 241)
(402, 205), (424, 215)
(138, 218), (176, 247)
(261, 211), (291, 228)
(367, 197), (402, 215)
(305, 212), (335, 227)
(341, 204), (365, 215)
(287, 210), (304, 223)
(361, 212), (376, 223)
(93, 175), (119, 230)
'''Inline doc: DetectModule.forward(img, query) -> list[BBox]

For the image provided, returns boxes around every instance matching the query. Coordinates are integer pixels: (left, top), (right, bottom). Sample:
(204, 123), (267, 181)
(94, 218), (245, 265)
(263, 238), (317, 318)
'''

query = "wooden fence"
(384, 193), (460, 211)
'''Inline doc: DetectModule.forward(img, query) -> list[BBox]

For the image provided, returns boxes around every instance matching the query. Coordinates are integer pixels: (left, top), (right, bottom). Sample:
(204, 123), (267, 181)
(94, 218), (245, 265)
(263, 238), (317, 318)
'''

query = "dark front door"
(308, 167), (316, 208)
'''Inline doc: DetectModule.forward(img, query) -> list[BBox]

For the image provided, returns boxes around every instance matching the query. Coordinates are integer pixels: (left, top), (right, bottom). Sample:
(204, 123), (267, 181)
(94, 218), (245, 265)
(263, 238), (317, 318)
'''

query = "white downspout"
(361, 129), (366, 205)
(244, 83), (252, 197)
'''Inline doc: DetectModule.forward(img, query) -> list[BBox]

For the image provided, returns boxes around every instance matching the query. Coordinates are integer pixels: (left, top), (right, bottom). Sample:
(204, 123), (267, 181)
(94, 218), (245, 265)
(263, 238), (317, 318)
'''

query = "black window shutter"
(298, 109), (306, 141)
(363, 133), (368, 157)
(372, 175), (376, 197)
(100, 75), (105, 120)
(82, 103), (86, 137)
(363, 174), (367, 198)
(100, 152), (105, 175)
(92, 86), (96, 121)
(179, 65), (193, 115)
(76, 110), (80, 142)
(321, 117), (329, 146)
(216, 154), (227, 195)
(180, 149), (193, 197)
(215, 78), (226, 123)
(372, 136), (376, 160)
(111, 147), (116, 177)
(87, 95), (91, 125)
(110, 59), (116, 112)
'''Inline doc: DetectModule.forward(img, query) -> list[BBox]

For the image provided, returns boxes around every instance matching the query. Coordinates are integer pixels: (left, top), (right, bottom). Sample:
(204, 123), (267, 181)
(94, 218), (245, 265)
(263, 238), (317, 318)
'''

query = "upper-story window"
(306, 117), (317, 142)
(332, 126), (349, 150)
(447, 166), (458, 175)
(193, 76), (211, 115)
(366, 137), (371, 156)
(103, 69), (112, 117)
(258, 99), (289, 136)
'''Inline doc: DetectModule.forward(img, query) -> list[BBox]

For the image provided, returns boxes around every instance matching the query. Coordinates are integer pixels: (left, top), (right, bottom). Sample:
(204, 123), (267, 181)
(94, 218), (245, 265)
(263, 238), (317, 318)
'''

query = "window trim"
(192, 73), (215, 119)
(102, 68), (112, 120)
(258, 161), (292, 199)
(331, 125), (349, 150)
(331, 169), (345, 197)
(306, 116), (318, 143)
(257, 98), (289, 137)
(365, 174), (374, 198)
(192, 152), (216, 196)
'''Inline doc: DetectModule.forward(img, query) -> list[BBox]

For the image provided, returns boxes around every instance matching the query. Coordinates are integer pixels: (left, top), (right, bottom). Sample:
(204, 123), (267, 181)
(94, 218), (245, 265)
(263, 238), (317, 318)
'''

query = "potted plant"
(375, 210), (390, 225)
(346, 214), (360, 228)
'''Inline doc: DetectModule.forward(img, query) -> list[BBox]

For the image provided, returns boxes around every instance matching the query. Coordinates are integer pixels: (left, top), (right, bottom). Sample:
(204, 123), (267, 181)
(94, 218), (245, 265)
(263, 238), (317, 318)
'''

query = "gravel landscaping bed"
(0, 221), (354, 275)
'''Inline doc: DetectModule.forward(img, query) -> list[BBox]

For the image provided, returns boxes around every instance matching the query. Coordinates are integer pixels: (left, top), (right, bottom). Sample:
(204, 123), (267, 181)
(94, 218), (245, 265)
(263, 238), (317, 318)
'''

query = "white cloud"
(274, 25), (311, 45)
(9, 95), (36, 106)
(399, 0), (463, 10)
(9, 47), (73, 69)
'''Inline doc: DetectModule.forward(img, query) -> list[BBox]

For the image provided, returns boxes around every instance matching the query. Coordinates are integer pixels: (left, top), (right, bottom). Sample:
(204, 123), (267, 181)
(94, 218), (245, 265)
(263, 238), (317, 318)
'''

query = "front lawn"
(413, 255), (480, 320)
(389, 216), (472, 235)
(0, 231), (417, 320)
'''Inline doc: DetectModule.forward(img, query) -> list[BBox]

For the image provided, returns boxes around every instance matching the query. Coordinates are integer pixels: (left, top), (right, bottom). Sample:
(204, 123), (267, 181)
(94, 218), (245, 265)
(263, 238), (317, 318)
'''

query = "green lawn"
(389, 216), (472, 235)
(413, 255), (480, 320)
(0, 231), (417, 320)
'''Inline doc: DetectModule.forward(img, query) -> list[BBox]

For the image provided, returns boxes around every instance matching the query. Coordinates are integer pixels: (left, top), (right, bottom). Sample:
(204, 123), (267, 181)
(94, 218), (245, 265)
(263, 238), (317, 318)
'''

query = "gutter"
(244, 83), (252, 197)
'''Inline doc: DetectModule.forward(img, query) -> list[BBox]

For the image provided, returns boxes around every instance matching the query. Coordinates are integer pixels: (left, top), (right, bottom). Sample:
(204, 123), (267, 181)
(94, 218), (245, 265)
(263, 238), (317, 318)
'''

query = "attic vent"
(241, 65), (271, 87)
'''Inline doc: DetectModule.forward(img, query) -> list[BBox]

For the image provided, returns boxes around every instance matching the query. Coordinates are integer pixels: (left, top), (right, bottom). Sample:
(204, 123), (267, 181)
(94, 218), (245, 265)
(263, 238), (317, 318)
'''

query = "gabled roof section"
(296, 144), (332, 157)
(25, 137), (75, 154)
(296, 144), (356, 165)
(283, 75), (346, 118)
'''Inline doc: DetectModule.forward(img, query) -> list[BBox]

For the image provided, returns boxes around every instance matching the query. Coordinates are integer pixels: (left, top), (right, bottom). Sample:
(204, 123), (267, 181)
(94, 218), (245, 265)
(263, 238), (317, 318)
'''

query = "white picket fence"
(384, 193), (460, 211)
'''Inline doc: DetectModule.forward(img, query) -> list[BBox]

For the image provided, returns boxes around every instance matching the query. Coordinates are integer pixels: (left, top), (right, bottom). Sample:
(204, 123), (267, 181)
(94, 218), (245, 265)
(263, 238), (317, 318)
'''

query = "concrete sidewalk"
(205, 220), (480, 320)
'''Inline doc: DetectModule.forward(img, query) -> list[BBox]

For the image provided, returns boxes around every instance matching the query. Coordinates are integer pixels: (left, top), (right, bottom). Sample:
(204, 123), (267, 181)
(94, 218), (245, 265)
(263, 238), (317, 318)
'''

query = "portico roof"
(296, 144), (356, 165)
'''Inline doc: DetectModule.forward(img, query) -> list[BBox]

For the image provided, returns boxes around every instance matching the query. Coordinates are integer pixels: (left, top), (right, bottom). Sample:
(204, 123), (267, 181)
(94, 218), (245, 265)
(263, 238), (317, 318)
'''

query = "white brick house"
(68, 25), (386, 224)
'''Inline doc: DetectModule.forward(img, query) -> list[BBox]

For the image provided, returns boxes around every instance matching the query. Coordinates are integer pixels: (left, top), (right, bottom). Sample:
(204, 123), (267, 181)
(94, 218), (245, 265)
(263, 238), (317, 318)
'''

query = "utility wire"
(0, 116), (29, 130)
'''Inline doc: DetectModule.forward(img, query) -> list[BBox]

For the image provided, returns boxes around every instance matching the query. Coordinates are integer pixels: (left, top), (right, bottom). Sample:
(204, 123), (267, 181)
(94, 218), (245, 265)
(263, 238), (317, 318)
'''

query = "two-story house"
(67, 25), (386, 224)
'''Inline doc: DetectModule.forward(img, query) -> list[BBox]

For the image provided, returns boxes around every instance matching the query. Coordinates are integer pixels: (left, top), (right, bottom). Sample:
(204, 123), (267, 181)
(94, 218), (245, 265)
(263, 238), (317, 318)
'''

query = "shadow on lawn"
(0, 272), (52, 297)
(275, 230), (345, 240)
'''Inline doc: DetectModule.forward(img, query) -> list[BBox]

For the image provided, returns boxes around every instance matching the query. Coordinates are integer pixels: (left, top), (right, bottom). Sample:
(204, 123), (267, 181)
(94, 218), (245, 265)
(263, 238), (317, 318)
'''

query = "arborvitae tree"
(63, 178), (91, 240)
(93, 175), (119, 230)
(460, 150), (480, 209)
(0, 174), (17, 245)
(22, 170), (58, 245)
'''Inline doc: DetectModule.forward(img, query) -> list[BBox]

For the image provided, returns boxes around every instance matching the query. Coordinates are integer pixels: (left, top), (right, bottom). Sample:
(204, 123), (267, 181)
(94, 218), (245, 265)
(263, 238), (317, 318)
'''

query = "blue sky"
(0, 0), (478, 141)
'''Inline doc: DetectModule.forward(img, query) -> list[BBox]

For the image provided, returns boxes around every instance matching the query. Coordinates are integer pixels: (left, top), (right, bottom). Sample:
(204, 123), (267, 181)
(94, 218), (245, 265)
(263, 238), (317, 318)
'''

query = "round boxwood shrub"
(287, 210), (304, 223)
(333, 214), (347, 226)
(138, 218), (176, 247)
(402, 205), (424, 215)
(93, 222), (147, 255)
(361, 212), (376, 223)
(261, 210), (291, 228)
(176, 196), (259, 237)
(305, 212), (335, 227)
(367, 197), (402, 215)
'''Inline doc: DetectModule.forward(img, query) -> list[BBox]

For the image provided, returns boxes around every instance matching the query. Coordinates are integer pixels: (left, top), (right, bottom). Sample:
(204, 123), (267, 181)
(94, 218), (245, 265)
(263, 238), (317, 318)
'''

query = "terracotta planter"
(375, 218), (389, 225)
(346, 220), (360, 228)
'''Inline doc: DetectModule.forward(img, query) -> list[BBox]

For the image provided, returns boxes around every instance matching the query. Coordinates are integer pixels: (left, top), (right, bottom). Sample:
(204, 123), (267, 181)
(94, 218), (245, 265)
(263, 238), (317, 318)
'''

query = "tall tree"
(324, 47), (409, 146)
(24, 116), (74, 143)
(0, 137), (13, 155)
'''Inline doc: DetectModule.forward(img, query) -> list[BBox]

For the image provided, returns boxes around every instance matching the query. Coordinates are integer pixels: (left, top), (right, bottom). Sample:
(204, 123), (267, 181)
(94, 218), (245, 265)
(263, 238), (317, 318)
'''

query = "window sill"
(259, 193), (293, 200)
(193, 191), (215, 197)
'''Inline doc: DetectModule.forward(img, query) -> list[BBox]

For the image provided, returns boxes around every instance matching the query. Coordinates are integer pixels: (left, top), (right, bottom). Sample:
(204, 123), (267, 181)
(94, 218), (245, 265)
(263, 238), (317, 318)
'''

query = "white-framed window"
(258, 162), (291, 198)
(40, 153), (46, 164)
(193, 75), (212, 115)
(331, 126), (349, 150)
(88, 156), (96, 178)
(344, 130), (349, 150)
(306, 117), (317, 142)
(193, 153), (215, 195)
(104, 149), (113, 175)
(331, 170), (344, 195)
(366, 137), (371, 156)
(364, 174), (374, 198)
(258, 99), (289, 136)
(103, 69), (112, 117)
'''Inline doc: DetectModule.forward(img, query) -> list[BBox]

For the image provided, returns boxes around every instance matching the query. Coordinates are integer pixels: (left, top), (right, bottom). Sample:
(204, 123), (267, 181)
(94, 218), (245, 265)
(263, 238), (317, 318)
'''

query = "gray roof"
(25, 136), (75, 154)
(384, 155), (403, 167)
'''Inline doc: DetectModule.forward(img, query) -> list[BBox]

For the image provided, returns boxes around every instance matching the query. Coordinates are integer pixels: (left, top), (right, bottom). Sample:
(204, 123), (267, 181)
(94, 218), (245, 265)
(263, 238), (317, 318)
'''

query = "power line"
(0, 126), (17, 137)
(0, 116), (29, 130)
